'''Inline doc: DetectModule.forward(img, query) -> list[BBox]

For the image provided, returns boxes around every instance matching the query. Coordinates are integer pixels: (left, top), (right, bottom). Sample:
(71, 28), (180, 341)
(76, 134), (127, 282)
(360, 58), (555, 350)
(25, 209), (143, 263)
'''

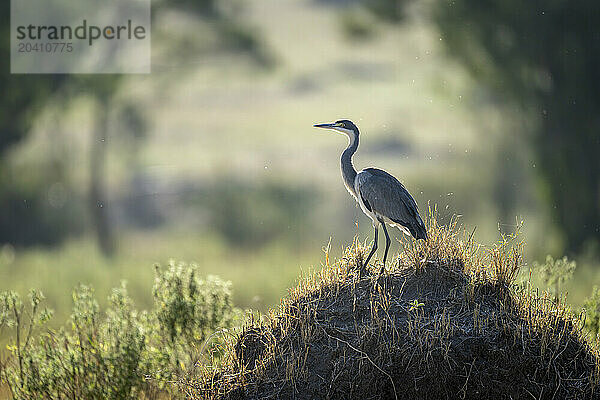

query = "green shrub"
(0, 261), (241, 399)
(583, 286), (600, 341)
(534, 255), (576, 299)
(146, 262), (242, 383)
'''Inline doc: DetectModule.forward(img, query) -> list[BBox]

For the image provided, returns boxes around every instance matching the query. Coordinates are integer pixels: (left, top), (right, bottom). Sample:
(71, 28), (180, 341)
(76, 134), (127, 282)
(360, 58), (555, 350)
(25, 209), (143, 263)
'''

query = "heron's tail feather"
(413, 223), (428, 240)
(412, 215), (428, 240)
(391, 217), (428, 240)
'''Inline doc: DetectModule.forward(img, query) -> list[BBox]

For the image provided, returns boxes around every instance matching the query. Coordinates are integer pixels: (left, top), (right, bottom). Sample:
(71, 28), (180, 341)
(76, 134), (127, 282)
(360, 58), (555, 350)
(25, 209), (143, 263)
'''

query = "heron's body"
(315, 119), (427, 270)
(355, 168), (426, 238)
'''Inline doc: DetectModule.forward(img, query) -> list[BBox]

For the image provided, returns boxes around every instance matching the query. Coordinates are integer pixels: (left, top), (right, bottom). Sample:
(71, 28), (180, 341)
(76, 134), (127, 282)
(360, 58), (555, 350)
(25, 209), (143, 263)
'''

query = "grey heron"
(314, 119), (427, 272)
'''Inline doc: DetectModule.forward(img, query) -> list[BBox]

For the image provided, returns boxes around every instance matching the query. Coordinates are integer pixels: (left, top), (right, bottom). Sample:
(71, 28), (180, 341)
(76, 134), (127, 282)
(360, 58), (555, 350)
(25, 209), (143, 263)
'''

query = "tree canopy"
(362, 0), (599, 253)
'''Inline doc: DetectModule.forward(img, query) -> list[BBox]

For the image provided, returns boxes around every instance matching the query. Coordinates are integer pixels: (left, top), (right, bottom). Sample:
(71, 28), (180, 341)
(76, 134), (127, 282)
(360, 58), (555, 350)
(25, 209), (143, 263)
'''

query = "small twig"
(467, 227), (477, 247)
(460, 358), (475, 399)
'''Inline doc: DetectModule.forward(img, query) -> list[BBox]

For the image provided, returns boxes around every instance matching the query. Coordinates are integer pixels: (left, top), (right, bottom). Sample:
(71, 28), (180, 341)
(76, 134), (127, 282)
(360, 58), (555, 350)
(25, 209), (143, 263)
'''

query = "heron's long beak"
(313, 123), (336, 129)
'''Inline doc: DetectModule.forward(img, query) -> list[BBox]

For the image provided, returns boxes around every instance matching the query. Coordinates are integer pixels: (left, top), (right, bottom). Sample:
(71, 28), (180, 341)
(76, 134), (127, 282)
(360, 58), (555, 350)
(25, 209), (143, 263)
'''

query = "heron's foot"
(375, 264), (386, 283)
(361, 255), (375, 276)
(355, 257), (367, 279)
(359, 265), (368, 279)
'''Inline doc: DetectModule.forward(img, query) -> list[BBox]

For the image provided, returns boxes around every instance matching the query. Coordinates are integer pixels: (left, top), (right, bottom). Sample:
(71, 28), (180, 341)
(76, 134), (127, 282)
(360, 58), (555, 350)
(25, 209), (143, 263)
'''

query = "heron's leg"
(363, 223), (379, 267)
(380, 222), (391, 275)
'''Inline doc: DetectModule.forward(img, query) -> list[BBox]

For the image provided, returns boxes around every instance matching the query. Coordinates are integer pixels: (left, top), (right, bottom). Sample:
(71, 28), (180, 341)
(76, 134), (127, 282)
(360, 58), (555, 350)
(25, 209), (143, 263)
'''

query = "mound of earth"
(194, 226), (600, 400)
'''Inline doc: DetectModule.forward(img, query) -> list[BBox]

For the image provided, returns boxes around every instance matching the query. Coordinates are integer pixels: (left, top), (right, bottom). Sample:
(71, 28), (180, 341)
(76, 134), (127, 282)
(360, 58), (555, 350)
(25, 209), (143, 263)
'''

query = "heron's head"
(313, 119), (359, 143)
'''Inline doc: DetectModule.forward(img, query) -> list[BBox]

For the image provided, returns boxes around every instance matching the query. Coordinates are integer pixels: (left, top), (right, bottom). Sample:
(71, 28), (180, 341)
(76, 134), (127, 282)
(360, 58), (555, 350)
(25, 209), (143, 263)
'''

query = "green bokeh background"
(0, 0), (598, 326)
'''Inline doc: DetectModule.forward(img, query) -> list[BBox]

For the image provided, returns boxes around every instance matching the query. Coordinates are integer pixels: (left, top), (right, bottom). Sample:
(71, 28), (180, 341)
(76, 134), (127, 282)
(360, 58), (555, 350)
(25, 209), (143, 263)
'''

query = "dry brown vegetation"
(182, 212), (600, 399)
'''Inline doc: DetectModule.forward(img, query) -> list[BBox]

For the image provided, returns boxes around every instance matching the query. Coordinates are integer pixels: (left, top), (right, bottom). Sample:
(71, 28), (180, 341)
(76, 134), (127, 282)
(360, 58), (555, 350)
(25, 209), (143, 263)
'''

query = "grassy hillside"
(185, 215), (600, 399)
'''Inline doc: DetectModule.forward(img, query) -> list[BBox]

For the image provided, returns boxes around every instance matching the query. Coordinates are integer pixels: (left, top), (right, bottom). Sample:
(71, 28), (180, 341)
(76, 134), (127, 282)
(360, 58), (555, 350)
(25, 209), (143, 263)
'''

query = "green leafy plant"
(534, 255), (576, 299)
(408, 299), (424, 312)
(583, 286), (600, 341)
(0, 261), (240, 399)
(146, 262), (242, 382)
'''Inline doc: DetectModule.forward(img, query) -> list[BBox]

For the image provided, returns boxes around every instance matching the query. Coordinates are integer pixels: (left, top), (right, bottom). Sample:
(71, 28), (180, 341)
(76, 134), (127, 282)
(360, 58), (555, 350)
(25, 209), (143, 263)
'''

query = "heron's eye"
(336, 122), (344, 127)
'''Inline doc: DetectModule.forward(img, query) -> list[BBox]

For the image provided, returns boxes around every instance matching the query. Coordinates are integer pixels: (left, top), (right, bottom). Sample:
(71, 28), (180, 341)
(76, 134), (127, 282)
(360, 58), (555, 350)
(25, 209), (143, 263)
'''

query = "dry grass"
(181, 210), (600, 399)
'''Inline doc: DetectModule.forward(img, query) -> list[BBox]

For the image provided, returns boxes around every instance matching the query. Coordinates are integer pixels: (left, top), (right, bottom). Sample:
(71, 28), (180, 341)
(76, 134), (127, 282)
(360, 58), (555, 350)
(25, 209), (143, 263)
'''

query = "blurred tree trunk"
(89, 96), (115, 257)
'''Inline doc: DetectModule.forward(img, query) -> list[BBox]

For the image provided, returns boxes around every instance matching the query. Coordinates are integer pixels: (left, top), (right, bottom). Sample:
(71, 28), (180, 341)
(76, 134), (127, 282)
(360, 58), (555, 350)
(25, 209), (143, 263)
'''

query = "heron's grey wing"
(355, 168), (427, 239)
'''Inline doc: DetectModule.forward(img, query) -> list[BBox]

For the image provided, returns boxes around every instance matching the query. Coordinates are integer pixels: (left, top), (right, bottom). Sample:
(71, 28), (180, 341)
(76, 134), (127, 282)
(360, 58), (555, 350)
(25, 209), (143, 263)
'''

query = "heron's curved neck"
(341, 132), (358, 194)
